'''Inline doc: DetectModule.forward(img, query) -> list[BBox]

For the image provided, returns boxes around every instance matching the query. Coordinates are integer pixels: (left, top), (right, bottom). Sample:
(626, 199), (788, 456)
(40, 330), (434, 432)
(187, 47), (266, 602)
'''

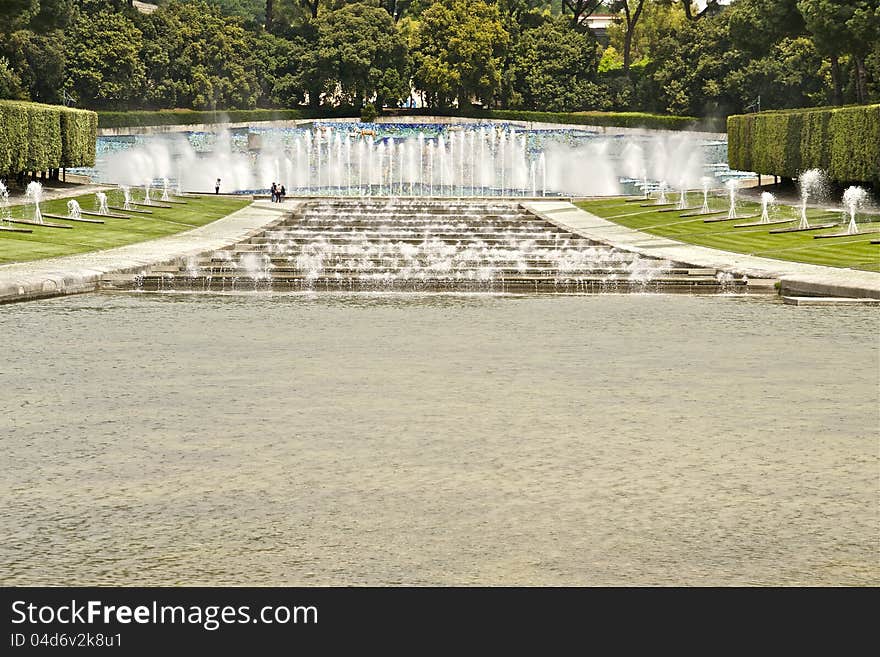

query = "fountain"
(797, 169), (826, 230)
(0, 180), (10, 225)
(677, 181), (689, 210)
(759, 192), (775, 224)
(842, 186), (869, 235)
(122, 185), (133, 211)
(143, 181), (152, 205)
(67, 200), (82, 220)
(25, 181), (43, 224)
(125, 198), (745, 295)
(725, 179), (738, 219)
(657, 181), (669, 205)
(92, 122), (728, 199)
(96, 192), (109, 215)
(700, 177), (712, 213)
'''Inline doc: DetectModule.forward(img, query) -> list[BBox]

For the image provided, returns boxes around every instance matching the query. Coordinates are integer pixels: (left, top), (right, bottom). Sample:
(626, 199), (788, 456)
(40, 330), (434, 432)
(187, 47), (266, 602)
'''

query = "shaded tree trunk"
(265, 0), (273, 31)
(830, 55), (842, 106)
(620, 1), (646, 76)
(853, 54), (868, 104)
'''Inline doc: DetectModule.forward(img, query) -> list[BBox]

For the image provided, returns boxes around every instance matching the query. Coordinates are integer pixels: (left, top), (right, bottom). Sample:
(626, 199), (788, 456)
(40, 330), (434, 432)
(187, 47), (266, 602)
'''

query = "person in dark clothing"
(279, 185), (286, 203)
(215, 178), (221, 194)
(270, 182), (277, 202)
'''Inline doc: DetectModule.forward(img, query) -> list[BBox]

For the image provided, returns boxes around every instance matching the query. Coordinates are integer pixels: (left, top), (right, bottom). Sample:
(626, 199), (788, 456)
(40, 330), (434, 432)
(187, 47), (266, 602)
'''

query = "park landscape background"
(0, 0), (878, 121)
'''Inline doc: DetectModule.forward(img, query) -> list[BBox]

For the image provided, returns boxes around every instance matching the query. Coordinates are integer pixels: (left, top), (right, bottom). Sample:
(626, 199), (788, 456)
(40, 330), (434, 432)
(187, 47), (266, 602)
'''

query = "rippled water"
(1, 292), (877, 585)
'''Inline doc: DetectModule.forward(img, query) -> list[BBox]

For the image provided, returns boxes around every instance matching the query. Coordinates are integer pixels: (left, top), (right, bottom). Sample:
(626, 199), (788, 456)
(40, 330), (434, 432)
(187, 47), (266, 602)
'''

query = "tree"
(2, 30), (66, 104)
(680, 0), (720, 21)
(510, 17), (604, 111)
(611, 0), (647, 74)
(64, 9), (146, 109)
(561, 0), (602, 29)
(606, 0), (687, 66)
(798, 0), (880, 104)
(725, 36), (826, 110)
(845, 0), (880, 103)
(314, 2), (410, 108)
(412, 0), (509, 108)
(797, 0), (853, 104)
(137, 1), (261, 109)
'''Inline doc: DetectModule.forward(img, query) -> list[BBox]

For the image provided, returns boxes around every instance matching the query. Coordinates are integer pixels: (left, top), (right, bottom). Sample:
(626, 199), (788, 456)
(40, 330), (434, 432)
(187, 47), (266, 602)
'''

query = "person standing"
(279, 184), (286, 203)
(270, 182), (277, 203)
(215, 178), (221, 194)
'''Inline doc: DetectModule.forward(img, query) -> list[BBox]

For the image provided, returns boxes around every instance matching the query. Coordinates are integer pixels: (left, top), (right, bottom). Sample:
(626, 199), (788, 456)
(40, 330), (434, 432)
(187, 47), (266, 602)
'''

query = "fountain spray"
(96, 192), (109, 215)
(725, 179), (738, 219)
(122, 185), (133, 211)
(25, 181), (43, 224)
(797, 169), (825, 230)
(842, 186), (868, 235)
(759, 192), (775, 224)
(677, 180), (689, 210)
(700, 177), (712, 213)
(67, 200), (82, 220)
(0, 180), (10, 224)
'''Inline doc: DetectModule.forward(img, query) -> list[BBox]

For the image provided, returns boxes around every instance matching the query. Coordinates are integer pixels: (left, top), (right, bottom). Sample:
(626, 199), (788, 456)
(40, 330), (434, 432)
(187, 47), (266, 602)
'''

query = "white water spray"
(0, 180), (10, 224)
(96, 192), (109, 215)
(725, 179), (739, 220)
(842, 186), (869, 235)
(25, 181), (43, 224)
(798, 169), (826, 230)
(67, 200), (82, 220)
(122, 185), (133, 211)
(759, 192), (775, 224)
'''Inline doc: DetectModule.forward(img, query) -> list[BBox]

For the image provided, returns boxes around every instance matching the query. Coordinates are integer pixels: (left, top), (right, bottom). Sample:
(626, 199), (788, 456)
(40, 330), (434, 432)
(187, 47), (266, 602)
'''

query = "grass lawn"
(575, 195), (880, 272)
(0, 190), (251, 265)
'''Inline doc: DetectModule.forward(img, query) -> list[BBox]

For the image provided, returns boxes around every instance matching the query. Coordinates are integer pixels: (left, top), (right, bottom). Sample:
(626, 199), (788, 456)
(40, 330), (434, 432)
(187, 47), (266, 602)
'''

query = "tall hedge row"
(60, 108), (98, 168)
(0, 100), (98, 176)
(728, 104), (880, 182)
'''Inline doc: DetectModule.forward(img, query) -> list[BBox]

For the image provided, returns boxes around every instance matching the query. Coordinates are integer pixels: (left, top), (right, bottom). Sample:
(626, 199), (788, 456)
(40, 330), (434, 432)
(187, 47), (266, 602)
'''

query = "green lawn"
(0, 190), (251, 264)
(575, 195), (880, 272)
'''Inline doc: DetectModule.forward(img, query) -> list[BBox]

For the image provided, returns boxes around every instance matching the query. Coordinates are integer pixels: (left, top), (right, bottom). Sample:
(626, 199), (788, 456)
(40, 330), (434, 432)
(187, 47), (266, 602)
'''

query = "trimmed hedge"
(390, 108), (716, 132)
(0, 100), (98, 176)
(728, 104), (880, 182)
(61, 108), (98, 168)
(97, 106), (717, 133)
(97, 108), (325, 128)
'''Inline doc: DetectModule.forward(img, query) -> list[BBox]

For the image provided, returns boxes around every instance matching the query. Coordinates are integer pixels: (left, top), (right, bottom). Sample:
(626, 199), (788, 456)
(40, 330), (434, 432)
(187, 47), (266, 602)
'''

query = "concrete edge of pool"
(1, 197), (879, 304)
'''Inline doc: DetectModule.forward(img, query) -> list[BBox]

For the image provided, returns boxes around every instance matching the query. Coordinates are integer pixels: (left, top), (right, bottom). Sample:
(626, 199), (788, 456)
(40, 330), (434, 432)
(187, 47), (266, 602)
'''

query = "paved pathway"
(523, 201), (880, 299)
(0, 201), (295, 304)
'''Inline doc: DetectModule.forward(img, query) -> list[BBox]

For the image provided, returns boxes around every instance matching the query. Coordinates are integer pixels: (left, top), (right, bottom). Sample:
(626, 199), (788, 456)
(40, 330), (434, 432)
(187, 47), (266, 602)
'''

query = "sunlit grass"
(575, 195), (880, 272)
(0, 190), (250, 265)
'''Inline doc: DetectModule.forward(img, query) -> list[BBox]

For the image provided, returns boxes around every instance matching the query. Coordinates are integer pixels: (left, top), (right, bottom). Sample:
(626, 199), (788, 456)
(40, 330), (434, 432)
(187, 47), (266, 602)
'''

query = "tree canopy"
(0, 0), (877, 116)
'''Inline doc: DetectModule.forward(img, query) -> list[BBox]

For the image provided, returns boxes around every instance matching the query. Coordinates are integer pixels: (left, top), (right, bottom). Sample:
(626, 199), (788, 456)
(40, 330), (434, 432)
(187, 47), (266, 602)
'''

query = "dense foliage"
(728, 104), (880, 182)
(1, 0), (877, 118)
(0, 100), (97, 175)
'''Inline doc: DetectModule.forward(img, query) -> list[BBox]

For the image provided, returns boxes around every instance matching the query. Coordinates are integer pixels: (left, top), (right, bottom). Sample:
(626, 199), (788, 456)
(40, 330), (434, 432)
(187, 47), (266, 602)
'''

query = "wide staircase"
(106, 198), (746, 293)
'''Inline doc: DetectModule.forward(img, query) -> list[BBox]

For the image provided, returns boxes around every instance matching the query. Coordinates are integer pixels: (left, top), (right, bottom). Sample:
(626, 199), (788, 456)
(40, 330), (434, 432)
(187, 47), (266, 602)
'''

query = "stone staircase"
(102, 198), (747, 293)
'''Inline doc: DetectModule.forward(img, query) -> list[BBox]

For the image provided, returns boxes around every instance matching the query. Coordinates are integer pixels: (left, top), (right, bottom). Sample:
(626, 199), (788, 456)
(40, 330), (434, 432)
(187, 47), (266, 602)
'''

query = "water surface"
(1, 292), (877, 585)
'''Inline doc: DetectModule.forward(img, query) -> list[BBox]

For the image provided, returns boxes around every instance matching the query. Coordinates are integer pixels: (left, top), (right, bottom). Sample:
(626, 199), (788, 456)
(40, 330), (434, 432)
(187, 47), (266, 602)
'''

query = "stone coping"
(0, 201), (297, 304)
(523, 201), (880, 300)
